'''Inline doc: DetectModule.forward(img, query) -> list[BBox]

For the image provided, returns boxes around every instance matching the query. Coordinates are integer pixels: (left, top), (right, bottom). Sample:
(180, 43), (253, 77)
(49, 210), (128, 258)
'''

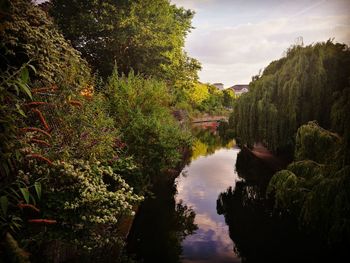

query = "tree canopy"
(230, 41), (350, 154)
(50, 0), (200, 82)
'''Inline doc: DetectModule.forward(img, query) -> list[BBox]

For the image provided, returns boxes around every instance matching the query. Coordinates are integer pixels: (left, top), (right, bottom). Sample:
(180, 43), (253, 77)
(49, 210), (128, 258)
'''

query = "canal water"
(176, 147), (241, 263)
(126, 127), (325, 262)
(126, 128), (243, 262)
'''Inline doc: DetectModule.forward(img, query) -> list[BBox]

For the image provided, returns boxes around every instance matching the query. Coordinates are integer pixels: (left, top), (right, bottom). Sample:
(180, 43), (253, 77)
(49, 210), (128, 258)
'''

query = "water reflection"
(126, 179), (198, 263)
(176, 129), (241, 263)
(127, 128), (241, 263)
(217, 149), (324, 263)
(191, 128), (235, 161)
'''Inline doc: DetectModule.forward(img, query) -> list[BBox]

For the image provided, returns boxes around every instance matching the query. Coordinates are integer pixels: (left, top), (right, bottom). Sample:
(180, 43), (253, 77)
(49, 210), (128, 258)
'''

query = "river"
(176, 148), (241, 263)
(126, 127), (242, 262)
(126, 127), (322, 263)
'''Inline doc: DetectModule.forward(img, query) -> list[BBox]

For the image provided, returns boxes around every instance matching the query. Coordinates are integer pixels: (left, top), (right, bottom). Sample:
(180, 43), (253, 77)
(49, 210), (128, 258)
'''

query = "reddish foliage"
(28, 219), (57, 224)
(30, 138), (51, 147)
(31, 108), (50, 131)
(31, 85), (58, 94)
(21, 127), (51, 138)
(26, 154), (53, 165)
(68, 100), (83, 107)
(24, 101), (48, 107)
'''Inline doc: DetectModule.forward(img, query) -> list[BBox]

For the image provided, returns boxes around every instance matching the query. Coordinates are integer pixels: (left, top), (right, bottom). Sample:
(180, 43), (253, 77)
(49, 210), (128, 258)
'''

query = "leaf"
(28, 64), (37, 74)
(34, 182), (41, 200)
(16, 103), (26, 117)
(15, 150), (21, 161)
(0, 196), (8, 216)
(16, 81), (32, 99)
(20, 188), (30, 204)
(20, 67), (29, 83)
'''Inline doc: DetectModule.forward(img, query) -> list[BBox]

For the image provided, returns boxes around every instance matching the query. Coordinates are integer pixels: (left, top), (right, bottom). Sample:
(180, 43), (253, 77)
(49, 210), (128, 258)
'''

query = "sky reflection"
(176, 148), (241, 263)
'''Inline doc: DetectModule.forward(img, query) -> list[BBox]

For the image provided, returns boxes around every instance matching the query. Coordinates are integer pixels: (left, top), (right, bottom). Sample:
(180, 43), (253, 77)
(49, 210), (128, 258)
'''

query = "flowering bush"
(33, 159), (143, 248)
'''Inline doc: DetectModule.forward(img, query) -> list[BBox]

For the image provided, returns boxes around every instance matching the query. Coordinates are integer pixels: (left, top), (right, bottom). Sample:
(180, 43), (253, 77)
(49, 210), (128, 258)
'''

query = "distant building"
(212, 83), (224, 90)
(229, 84), (249, 97)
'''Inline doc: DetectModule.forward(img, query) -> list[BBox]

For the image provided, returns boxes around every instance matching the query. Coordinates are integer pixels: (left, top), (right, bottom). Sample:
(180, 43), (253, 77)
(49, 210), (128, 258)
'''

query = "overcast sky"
(171, 0), (350, 87)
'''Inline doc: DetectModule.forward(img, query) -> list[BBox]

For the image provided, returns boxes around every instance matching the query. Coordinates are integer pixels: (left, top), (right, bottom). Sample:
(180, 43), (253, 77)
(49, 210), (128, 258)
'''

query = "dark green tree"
(50, 0), (200, 82)
(230, 41), (350, 154)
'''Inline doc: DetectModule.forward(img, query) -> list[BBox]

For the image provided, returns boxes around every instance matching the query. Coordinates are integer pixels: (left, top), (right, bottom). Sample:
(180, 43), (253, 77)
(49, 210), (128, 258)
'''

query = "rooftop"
(229, 84), (249, 91)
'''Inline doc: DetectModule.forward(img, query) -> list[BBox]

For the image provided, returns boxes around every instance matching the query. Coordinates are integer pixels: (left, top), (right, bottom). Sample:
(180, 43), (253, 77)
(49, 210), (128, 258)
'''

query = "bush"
(30, 160), (143, 249)
(267, 122), (350, 247)
(106, 70), (192, 186)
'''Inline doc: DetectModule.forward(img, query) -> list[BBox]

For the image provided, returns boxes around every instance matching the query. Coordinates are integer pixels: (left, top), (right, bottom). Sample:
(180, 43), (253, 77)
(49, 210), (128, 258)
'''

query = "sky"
(171, 0), (350, 87)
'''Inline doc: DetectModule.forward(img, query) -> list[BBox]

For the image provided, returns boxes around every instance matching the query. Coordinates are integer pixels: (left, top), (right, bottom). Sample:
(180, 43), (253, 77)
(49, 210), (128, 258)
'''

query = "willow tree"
(230, 41), (350, 154)
(267, 122), (350, 250)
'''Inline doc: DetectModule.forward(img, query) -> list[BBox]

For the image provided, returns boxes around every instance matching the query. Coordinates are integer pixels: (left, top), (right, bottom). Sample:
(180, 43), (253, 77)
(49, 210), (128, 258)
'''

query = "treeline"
(230, 41), (350, 154)
(0, 0), (209, 262)
(229, 41), (350, 254)
(49, 0), (234, 116)
(181, 82), (235, 115)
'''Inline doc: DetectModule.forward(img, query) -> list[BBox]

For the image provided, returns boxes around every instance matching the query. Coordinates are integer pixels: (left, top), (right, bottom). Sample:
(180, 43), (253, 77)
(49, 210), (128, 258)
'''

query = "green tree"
(222, 88), (235, 107)
(50, 0), (200, 82)
(267, 122), (350, 248)
(105, 70), (192, 186)
(230, 41), (350, 153)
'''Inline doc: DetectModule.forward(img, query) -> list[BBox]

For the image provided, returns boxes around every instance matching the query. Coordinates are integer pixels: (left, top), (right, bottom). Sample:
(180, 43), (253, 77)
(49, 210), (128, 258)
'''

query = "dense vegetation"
(49, 0), (234, 116)
(230, 41), (350, 153)
(4, 0), (349, 261)
(0, 0), (215, 261)
(185, 82), (235, 115)
(230, 42), (350, 254)
(267, 121), (349, 252)
(50, 0), (200, 84)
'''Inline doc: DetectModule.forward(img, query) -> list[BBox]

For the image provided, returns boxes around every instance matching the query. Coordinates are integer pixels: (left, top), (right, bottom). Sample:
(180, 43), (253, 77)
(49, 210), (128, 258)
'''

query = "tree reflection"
(191, 127), (235, 160)
(126, 181), (197, 263)
(217, 149), (324, 263)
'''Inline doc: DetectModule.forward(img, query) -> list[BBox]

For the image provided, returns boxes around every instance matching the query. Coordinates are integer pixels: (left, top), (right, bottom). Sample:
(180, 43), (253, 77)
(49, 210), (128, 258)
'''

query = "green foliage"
(190, 128), (235, 160)
(331, 87), (350, 164)
(31, 160), (143, 248)
(0, 0), (199, 261)
(0, 0), (91, 89)
(235, 42), (350, 249)
(0, 172), (42, 237)
(0, 62), (33, 178)
(52, 94), (120, 162)
(295, 121), (341, 163)
(50, 0), (200, 83)
(198, 86), (225, 114)
(182, 82), (232, 115)
(222, 88), (235, 108)
(187, 82), (210, 105)
(0, 0), (92, 178)
(1, 0), (145, 259)
(268, 123), (350, 246)
(106, 70), (192, 185)
(230, 41), (350, 152)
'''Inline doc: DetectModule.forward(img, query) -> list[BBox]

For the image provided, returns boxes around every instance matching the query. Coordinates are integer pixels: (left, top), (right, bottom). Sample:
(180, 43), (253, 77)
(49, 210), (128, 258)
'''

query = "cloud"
(171, 0), (215, 10)
(175, 148), (241, 261)
(185, 14), (350, 85)
(171, 0), (350, 85)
